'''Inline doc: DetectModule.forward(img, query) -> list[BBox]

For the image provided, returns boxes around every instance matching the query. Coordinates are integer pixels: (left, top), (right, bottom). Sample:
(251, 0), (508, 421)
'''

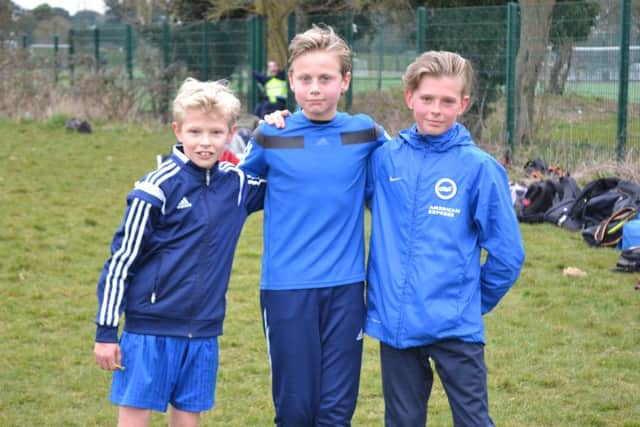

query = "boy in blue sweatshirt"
(240, 25), (388, 426)
(365, 51), (525, 426)
(93, 78), (265, 427)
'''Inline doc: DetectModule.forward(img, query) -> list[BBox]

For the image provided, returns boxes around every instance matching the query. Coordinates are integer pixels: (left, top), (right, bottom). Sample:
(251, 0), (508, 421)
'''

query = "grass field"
(1, 119), (639, 426)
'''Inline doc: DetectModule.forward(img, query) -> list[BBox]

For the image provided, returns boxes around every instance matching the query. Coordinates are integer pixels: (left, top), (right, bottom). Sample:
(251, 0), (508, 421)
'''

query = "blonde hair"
(172, 77), (241, 127)
(288, 24), (351, 76)
(403, 51), (475, 98)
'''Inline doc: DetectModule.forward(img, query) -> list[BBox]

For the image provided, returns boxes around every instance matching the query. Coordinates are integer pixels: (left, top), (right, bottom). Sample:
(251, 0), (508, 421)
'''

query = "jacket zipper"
(150, 254), (163, 304)
(188, 168), (212, 338)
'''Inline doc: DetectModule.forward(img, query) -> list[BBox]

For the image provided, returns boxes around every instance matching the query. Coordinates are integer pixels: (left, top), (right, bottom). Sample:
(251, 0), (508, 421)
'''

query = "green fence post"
(249, 15), (266, 115)
(616, 0), (631, 161)
(505, 2), (518, 162)
(126, 24), (133, 81)
(259, 14), (267, 73)
(249, 16), (258, 114)
(202, 21), (210, 81)
(417, 7), (426, 54)
(53, 34), (59, 84)
(345, 9), (353, 112)
(286, 12), (296, 112)
(94, 27), (100, 72)
(22, 34), (27, 49)
(162, 21), (170, 69)
(377, 23), (384, 91)
(68, 29), (75, 85)
(161, 21), (171, 124)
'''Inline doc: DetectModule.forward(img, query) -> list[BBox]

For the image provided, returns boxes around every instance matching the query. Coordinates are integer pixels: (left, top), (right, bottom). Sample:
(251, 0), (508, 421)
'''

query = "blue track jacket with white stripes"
(95, 145), (265, 343)
(240, 111), (388, 290)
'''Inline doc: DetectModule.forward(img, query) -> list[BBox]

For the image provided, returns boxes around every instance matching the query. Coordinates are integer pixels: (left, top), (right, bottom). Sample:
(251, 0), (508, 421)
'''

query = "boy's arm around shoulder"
(224, 163), (265, 214)
(352, 113), (391, 148)
(243, 172), (266, 214)
(238, 126), (268, 179)
(365, 141), (387, 206)
(472, 158), (525, 314)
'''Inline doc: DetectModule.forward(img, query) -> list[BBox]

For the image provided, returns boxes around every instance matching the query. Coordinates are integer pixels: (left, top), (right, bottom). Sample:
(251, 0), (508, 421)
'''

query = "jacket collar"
(171, 144), (221, 179)
(399, 123), (473, 153)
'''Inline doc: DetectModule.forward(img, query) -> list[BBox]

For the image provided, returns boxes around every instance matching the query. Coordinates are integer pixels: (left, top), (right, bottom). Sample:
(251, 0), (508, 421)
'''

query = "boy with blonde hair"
(365, 51), (525, 426)
(240, 25), (389, 426)
(93, 77), (265, 427)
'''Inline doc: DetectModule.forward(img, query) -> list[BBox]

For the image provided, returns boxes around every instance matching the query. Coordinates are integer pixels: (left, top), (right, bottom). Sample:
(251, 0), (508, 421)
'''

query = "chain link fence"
(9, 0), (639, 167)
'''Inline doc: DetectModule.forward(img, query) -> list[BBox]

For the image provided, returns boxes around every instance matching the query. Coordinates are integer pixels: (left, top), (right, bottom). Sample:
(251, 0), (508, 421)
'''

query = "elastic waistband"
(124, 315), (222, 338)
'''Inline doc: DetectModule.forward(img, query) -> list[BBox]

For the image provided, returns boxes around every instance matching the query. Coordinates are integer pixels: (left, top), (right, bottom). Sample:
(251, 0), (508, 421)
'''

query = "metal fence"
(12, 0), (639, 166)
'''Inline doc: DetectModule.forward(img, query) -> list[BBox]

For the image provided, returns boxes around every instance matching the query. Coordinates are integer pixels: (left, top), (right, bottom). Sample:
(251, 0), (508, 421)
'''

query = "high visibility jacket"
(265, 77), (287, 103)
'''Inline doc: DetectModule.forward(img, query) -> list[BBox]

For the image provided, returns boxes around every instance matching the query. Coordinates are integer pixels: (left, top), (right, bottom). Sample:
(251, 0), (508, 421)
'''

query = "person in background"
(253, 59), (288, 118)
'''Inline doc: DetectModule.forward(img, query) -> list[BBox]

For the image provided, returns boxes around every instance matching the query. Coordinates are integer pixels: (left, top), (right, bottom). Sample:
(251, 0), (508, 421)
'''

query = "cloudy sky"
(13, 0), (106, 15)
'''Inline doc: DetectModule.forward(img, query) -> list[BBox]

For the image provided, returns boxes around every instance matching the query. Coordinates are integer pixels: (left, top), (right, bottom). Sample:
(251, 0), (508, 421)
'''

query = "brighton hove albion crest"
(435, 178), (457, 200)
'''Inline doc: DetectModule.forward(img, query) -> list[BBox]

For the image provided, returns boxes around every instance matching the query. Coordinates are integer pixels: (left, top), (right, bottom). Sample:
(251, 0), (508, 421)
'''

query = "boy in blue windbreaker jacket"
(365, 51), (525, 427)
(93, 78), (265, 427)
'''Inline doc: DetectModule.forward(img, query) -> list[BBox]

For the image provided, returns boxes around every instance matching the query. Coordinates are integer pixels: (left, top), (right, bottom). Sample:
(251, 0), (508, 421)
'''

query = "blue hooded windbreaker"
(365, 123), (525, 349)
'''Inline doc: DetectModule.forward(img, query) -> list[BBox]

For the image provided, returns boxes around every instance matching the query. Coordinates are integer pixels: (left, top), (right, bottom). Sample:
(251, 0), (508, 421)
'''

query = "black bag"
(582, 206), (638, 247)
(615, 246), (640, 272)
(562, 177), (621, 231)
(517, 179), (558, 223)
(544, 176), (582, 226)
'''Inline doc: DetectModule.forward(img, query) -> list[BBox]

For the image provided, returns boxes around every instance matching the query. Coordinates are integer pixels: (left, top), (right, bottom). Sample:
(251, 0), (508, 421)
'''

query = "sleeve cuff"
(95, 325), (119, 343)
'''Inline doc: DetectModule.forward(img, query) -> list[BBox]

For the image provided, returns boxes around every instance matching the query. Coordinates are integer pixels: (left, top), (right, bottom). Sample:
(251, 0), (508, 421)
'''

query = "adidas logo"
(176, 197), (192, 210)
(356, 328), (363, 341)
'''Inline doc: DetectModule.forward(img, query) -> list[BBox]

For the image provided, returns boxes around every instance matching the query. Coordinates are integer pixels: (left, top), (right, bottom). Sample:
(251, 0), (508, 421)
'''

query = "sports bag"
(517, 179), (558, 223)
(582, 206), (638, 247)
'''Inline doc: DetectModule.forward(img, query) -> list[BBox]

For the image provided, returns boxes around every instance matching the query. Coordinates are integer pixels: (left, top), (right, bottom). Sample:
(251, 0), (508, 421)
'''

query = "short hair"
(403, 51), (475, 98)
(288, 24), (351, 76)
(172, 77), (241, 127)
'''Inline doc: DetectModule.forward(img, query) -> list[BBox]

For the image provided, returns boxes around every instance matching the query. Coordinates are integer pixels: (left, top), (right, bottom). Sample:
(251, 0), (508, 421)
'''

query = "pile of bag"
(511, 159), (640, 272)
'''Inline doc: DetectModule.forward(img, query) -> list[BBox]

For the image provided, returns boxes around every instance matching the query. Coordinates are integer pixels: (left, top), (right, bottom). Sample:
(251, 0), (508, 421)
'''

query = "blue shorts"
(110, 332), (219, 413)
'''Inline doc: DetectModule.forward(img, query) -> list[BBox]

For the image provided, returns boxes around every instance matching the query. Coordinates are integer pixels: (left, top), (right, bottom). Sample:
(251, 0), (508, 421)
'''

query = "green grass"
(1, 119), (639, 426)
(564, 81), (640, 103)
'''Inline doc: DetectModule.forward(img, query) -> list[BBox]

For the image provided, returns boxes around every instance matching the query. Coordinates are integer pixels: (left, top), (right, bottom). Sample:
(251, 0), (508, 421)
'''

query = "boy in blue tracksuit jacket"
(241, 25), (388, 426)
(366, 51), (525, 426)
(93, 78), (265, 427)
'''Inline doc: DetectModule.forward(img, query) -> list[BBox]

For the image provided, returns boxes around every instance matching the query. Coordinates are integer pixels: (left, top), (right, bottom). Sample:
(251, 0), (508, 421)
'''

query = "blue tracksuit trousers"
(260, 282), (365, 427)
(380, 339), (495, 427)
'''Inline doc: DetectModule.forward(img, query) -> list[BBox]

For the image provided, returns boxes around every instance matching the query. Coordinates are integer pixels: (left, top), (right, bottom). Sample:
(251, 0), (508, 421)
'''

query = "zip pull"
(206, 169), (210, 186)
(151, 292), (156, 304)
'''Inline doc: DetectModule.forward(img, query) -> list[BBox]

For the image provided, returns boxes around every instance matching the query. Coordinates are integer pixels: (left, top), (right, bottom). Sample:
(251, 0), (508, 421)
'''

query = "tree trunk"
(514, 0), (555, 146)
(255, 0), (300, 70)
(548, 38), (573, 95)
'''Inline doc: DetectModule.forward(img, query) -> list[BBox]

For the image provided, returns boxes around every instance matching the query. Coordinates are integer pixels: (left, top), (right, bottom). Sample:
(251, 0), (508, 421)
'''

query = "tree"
(547, 0), (598, 95)
(169, 0), (212, 21)
(104, 0), (170, 25)
(514, 0), (555, 146)
(72, 10), (104, 29)
(33, 14), (70, 42)
(0, 0), (12, 45)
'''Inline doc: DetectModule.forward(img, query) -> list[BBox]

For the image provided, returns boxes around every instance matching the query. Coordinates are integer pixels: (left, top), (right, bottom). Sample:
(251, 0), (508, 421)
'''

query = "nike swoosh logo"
(389, 176), (402, 182)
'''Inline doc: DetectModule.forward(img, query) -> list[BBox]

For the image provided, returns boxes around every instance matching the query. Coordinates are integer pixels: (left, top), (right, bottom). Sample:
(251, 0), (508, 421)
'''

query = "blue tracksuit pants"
(260, 282), (365, 427)
(380, 339), (495, 427)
